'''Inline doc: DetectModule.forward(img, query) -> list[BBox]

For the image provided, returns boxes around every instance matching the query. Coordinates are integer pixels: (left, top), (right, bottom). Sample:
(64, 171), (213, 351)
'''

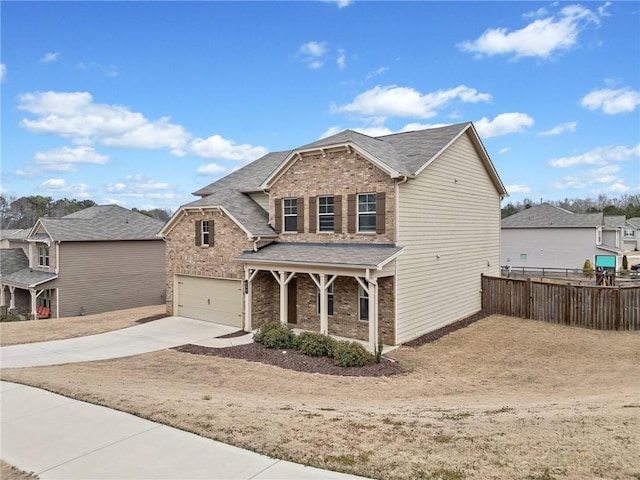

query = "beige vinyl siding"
(45, 240), (166, 317)
(248, 192), (270, 212)
(396, 132), (501, 344)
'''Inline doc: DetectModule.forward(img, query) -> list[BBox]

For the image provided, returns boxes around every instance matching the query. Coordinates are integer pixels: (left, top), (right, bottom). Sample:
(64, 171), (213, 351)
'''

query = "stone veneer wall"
(269, 150), (397, 244)
(165, 210), (254, 316)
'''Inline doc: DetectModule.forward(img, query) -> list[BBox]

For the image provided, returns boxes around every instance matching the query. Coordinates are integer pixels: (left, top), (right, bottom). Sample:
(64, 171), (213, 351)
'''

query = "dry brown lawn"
(2, 314), (639, 480)
(0, 305), (165, 346)
(0, 460), (38, 480)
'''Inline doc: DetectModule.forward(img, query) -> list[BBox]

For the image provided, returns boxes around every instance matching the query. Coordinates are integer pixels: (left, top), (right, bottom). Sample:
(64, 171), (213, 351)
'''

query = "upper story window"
(318, 196), (334, 232)
(358, 193), (377, 232)
(38, 245), (50, 267)
(624, 228), (636, 239)
(283, 198), (298, 232)
(195, 220), (213, 246)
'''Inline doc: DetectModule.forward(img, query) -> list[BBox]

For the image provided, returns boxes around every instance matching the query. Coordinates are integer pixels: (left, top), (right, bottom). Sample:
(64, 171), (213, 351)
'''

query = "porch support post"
(244, 267), (259, 331)
(29, 288), (37, 319)
(366, 269), (379, 352)
(8, 286), (16, 310)
(0, 284), (5, 307)
(271, 270), (295, 325)
(309, 273), (337, 335)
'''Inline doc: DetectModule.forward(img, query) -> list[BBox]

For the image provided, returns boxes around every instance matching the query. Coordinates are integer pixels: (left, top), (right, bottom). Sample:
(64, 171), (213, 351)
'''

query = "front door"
(288, 277), (297, 324)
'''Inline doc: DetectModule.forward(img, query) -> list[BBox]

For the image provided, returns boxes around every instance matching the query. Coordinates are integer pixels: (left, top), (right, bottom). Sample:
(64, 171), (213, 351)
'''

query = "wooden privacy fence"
(481, 275), (640, 330)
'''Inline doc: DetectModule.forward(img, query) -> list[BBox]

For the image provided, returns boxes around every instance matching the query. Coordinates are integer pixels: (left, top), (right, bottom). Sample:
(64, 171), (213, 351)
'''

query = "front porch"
(237, 242), (403, 351)
(0, 270), (57, 319)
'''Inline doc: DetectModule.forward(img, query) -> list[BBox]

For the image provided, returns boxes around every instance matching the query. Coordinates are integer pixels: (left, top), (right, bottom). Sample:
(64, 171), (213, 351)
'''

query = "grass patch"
(440, 412), (473, 421)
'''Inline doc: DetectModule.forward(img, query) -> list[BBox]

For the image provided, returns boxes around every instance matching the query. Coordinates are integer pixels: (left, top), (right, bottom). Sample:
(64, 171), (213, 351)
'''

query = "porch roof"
(236, 242), (403, 270)
(1, 268), (57, 289)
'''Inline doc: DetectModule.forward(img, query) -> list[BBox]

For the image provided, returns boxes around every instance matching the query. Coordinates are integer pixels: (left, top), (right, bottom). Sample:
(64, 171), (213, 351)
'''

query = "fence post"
(616, 286), (622, 330)
(526, 278), (532, 319)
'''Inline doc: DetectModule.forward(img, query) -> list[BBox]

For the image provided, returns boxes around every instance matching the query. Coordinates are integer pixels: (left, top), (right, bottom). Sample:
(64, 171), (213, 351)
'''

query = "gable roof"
(29, 205), (165, 242)
(501, 203), (605, 228)
(0, 229), (30, 241)
(626, 217), (640, 229)
(166, 122), (506, 238)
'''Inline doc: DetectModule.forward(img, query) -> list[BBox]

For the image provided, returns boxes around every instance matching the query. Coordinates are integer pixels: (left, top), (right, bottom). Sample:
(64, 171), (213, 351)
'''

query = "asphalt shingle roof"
(1, 268), (57, 288)
(187, 123), (480, 236)
(237, 242), (403, 269)
(0, 229), (30, 240)
(626, 217), (640, 229)
(501, 203), (604, 228)
(0, 249), (28, 277)
(36, 205), (165, 241)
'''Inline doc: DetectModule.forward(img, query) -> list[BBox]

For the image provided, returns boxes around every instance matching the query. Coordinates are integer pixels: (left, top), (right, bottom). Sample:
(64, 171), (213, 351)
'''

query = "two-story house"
(160, 122), (507, 348)
(0, 205), (166, 319)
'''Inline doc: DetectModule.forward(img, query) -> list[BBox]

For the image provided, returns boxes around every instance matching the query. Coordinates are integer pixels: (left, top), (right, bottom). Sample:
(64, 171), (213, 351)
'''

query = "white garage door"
(176, 276), (242, 327)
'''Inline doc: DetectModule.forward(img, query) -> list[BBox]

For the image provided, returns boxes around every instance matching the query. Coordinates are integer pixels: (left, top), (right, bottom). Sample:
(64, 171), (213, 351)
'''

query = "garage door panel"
(176, 276), (242, 327)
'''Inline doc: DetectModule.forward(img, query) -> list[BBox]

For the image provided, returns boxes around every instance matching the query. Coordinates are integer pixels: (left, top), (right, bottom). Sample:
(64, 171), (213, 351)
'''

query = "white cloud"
(321, 122), (452, 139)
(299, 41), (328, 69)
(18, 91), (190, 150)
(33, 146), (109, 172)
(0, 63), (5, 82)
(459, 4), (602, 60)
(187, 135), (268, 162)
(77, 61), (118, 77)
(337, 48), (346, 69)
(550, 144), (640, 168)
(366, 67), (389, 79)
(323, 0), (354, 8)
(497, 147), (512, 155)
(506, 184), (531, 194)
(40, 178), (89, 196)
(40, 52), (61, 63)
(539, 121), (577, 136)
(197, 163), (226, 175)
(580, 87), (640, 114)
(553, 165), (624, 190)
(475, 113), (534, 138)
(336, 85), (491, 120)
(104, 175), (180, 201)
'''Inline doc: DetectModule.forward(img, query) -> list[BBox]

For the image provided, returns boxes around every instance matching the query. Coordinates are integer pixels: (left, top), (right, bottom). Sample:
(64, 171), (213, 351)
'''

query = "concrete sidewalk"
(0, 317), (253, 368)
(1, 382), (369, 479)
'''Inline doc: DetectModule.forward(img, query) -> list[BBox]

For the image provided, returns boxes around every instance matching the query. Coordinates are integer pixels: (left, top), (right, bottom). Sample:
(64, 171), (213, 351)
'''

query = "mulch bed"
(174, 342), (405, 377)
(403, 311), (489, 348)
(173, 312), (489, 376)
(135, 313), (169, 324)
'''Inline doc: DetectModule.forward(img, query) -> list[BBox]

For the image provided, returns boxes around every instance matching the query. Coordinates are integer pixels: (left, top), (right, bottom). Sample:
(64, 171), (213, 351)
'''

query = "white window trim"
(201, 220), (210, 246)
(357, 193), (376, 233)
(318, 195), (334, 233)
(317, 283), (334, 316)
(358, 284), (369, 322)
(38, 245), (50, 267)
(283, 198), (297, 233)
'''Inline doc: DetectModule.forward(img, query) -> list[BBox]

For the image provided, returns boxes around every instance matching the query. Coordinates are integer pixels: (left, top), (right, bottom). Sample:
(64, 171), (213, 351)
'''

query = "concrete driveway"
(1, 381), (369, 480)
(0, 316), (252, 368)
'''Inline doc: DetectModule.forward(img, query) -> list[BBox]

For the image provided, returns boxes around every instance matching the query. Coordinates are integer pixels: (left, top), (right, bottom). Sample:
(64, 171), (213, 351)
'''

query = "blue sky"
(2, 1), (639, 212)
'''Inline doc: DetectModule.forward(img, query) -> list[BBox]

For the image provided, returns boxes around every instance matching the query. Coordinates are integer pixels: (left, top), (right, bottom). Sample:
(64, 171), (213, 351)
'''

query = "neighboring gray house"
(0, 205), (166, 319)
(161, 122), (507, 348)
(501, 203), (627, 271)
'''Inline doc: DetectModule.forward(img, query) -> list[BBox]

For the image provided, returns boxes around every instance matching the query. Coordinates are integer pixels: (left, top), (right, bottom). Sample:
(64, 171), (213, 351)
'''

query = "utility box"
(595, 255), (616, 286)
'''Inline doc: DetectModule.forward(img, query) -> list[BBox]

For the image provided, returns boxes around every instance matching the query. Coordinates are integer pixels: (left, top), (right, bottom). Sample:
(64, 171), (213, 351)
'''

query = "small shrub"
(333, 340), (371, 367)
(254, 321), (295, 349)
(582, 259), (594, 278)
(294, 331), (336, 357)
(0, 313), (23, 322)
(622, 255), (629, 271)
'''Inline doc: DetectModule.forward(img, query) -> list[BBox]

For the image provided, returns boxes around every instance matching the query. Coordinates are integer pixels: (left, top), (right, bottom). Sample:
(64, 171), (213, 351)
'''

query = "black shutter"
(297, 197), (305, 233)
(274, 198), (282, 233)
(334, 195), (342, 233)
(376, 192), (386, 234)
(195, 220), (202, 246)
(347, 194), (356, 233)
(309, 196), (317, 233)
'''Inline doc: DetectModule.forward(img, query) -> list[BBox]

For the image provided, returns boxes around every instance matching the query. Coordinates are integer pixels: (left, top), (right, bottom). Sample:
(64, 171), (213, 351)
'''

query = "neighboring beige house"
(0, 205), (166, 319)
(0, 228), (29, 253)
(501, 203), (628, 271)
(160, 122), (507, 348)
(624, 217), (640, 251)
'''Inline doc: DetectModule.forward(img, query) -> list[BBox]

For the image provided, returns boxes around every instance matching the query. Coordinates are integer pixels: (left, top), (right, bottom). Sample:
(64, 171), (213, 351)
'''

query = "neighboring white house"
(624, 217), (640, 251)
(501, 203), (627, 271)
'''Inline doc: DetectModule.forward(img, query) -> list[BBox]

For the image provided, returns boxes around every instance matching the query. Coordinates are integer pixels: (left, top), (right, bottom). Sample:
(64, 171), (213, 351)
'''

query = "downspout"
(252, 237), (262, 252)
